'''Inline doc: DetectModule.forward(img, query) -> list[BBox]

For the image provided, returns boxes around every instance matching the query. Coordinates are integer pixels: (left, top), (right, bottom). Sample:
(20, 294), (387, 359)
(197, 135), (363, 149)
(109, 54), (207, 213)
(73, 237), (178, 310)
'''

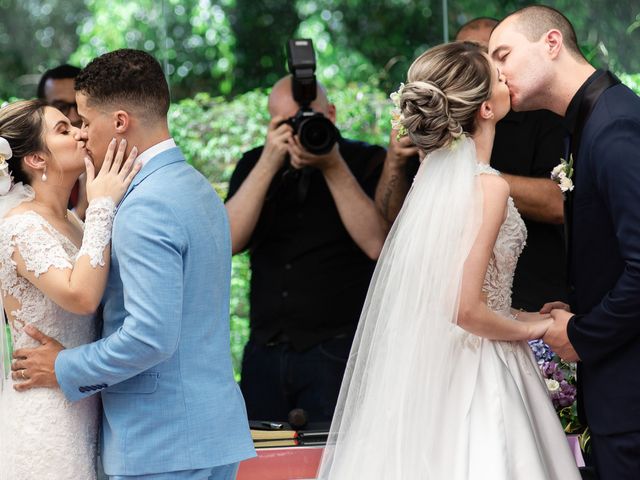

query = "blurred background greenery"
(1, 0), (639, 376)
(1, 0), (639, 100)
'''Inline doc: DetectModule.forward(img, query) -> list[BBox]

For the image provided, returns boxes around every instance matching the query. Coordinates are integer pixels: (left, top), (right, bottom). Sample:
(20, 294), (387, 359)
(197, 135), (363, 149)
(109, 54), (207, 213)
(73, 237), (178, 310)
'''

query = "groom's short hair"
(503, 6), (583, 61)
(75, 49), (170, 121)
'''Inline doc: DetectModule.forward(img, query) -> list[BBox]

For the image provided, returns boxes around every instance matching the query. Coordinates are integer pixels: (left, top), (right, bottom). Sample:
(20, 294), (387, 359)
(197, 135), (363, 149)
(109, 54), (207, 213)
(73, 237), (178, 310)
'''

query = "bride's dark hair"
(0, 100), (49, 186)
(400, 42), (493, 154)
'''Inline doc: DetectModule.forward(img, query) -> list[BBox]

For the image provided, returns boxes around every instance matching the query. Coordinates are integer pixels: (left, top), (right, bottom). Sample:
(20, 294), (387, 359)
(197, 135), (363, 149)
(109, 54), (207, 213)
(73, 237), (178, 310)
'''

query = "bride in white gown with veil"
(317, 42), (581, 479)
(0, 100), (138, 479)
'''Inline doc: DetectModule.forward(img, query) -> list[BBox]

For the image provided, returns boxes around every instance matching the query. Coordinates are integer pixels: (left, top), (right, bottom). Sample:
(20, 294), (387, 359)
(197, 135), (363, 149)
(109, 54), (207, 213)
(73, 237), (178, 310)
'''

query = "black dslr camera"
(284, 39), (338, 155)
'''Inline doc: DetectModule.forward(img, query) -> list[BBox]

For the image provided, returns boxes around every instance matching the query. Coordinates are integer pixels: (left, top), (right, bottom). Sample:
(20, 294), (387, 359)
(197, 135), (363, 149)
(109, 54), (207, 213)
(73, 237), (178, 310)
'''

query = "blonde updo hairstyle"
(400, 42), (493, 154)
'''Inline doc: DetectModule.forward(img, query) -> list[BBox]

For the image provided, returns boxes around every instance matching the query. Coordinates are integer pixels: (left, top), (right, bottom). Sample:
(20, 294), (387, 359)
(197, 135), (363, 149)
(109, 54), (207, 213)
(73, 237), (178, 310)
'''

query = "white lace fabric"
(0, 197), (115, 479)
(78, 196), (116, 267)
(477, 165), (528, 316)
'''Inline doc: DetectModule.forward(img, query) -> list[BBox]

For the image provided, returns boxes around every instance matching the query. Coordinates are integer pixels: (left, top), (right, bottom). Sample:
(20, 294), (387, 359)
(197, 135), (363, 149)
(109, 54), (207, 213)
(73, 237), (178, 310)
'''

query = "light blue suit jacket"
(56, 147), (255, 476)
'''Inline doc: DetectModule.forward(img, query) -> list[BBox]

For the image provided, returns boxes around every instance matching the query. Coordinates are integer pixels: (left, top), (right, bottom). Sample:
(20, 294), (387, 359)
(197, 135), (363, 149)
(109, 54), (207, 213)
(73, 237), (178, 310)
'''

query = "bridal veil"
(318, 138), (484, 479)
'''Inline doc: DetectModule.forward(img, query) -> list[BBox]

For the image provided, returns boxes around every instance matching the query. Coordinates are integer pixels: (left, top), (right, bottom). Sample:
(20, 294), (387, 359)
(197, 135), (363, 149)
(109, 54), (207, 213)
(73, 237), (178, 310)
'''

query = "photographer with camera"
(225, 40), (386, 424)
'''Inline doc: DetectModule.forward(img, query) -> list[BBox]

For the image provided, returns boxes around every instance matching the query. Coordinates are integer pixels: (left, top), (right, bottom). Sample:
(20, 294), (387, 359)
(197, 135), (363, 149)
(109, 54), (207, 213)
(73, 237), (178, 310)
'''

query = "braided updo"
(400, 42), (493, 154)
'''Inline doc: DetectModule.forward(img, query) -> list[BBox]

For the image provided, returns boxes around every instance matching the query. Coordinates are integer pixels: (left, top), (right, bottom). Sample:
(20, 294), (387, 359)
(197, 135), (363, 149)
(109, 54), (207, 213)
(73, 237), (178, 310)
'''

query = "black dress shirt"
(227, 137), (385, 351)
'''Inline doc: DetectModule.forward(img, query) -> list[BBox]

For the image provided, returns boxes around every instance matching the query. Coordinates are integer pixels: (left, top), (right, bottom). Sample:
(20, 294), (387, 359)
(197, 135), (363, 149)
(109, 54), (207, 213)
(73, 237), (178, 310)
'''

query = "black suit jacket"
(566, 79), (640, 435)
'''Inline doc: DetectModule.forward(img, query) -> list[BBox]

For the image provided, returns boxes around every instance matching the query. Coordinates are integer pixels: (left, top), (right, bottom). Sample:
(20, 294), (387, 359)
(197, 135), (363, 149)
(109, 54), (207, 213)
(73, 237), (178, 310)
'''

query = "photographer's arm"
(225, 119), (292, 254)
(375, 130), (419, 231)
(289, 139), (386, 260)
(500, 174), (563, 224)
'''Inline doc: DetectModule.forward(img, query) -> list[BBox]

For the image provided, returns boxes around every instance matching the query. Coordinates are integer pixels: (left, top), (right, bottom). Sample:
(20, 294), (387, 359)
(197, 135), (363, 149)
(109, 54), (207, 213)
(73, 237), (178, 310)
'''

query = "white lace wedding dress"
(0, 196), (115, 480)
(318, 141), (581, 479)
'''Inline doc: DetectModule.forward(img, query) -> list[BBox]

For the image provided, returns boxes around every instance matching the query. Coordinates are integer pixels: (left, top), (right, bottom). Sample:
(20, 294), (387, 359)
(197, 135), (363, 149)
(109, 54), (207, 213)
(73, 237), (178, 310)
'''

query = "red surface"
(237, 446), (323, 480)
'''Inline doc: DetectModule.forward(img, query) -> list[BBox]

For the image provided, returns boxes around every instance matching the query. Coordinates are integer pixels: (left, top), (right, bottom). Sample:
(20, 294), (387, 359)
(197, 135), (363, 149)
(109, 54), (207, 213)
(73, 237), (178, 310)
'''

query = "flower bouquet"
(528, 339), (590, 453)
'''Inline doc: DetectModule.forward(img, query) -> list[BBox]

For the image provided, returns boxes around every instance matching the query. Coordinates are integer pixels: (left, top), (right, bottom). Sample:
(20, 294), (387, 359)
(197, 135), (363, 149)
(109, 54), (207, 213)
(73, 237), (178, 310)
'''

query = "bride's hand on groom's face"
(85, 138), (141, 205)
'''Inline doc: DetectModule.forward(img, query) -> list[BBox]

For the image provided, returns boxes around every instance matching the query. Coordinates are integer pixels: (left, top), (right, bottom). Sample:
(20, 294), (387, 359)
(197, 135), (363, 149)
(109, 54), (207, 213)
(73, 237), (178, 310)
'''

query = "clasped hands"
(516, 301), (580, 362)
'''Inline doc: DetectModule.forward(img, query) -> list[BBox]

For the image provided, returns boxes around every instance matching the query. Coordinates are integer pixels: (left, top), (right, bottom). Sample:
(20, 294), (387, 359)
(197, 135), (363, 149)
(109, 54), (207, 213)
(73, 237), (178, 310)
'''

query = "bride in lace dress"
(317, 43), (581, 479)
(0, 100), (139, 479)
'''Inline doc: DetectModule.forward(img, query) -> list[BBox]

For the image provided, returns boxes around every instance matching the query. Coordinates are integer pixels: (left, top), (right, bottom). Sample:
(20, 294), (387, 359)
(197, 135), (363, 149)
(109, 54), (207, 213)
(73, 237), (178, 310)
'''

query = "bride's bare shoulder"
(3, 201), (36, 219)
(479, 173), (509, 199)
(478, 173), (510, 220)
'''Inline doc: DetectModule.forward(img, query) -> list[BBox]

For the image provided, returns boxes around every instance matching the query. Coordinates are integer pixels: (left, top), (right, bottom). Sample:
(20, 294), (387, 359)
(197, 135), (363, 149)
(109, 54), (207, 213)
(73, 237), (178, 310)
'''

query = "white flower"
(550, 164), (564, 180)
(551, 155), (574, 194)
(545, 378), (561, 393)
(389, 83), (404, 108)
(0, 175), (11, 196)
(559, 176), (574, 193)
(0, 136), (12, 181)
(0, 136), (12, 161)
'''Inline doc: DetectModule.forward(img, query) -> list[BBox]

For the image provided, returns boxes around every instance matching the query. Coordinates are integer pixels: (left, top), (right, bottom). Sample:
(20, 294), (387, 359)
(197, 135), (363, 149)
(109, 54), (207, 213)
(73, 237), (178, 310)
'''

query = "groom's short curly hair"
(75, 49), (170, 121)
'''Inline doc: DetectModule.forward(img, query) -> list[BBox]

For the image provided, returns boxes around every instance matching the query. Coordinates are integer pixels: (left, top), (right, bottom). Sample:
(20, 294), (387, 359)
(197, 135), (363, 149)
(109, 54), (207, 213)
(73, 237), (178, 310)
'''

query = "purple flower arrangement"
(528, 340), (581, 432)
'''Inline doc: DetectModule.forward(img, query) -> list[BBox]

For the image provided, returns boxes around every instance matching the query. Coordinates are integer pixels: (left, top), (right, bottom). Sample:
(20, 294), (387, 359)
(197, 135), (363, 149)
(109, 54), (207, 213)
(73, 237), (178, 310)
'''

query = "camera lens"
(298, 115), (337, 155)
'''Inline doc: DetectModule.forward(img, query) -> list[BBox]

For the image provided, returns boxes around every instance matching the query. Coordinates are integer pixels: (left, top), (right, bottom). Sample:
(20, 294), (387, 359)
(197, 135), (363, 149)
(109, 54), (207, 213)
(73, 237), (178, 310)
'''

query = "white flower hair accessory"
(390, 83), (408, 141)
(0, 136), (13, 195)
(550, 154), (574, 194)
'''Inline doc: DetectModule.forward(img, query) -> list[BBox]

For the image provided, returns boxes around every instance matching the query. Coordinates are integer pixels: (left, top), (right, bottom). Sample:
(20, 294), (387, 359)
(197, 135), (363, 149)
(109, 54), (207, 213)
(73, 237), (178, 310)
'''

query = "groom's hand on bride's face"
(10, 325), (64, 391)
(543, 309), (580, 362)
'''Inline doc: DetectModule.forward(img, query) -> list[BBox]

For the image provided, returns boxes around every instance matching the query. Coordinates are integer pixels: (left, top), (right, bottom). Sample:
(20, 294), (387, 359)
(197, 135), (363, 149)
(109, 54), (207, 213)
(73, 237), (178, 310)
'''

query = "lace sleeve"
(77, 197), (116, 268)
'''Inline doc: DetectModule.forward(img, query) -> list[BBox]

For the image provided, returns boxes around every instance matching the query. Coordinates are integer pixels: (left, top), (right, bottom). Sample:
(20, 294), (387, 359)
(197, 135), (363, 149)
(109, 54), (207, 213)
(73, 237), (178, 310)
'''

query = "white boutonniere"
(390, 83), (408, 141)
(551, 154), (574, 193)
(0, 136), (13, 195)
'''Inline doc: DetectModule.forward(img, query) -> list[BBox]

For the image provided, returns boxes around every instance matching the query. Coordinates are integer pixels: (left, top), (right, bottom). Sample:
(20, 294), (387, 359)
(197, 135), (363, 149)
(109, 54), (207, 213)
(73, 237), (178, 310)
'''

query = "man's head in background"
(36, 64), (82, 128)
(455, 17), (499, 47)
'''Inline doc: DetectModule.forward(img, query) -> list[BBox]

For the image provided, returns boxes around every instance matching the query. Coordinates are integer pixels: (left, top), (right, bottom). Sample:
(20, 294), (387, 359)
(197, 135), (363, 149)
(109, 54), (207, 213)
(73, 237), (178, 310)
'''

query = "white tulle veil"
(317, 137), (484, 479)
(0, 182), (34, 390)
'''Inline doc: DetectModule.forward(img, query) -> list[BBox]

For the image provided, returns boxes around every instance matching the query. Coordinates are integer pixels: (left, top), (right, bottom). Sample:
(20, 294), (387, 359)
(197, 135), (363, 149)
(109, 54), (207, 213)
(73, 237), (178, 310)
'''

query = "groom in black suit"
(490, 6), (640, 480)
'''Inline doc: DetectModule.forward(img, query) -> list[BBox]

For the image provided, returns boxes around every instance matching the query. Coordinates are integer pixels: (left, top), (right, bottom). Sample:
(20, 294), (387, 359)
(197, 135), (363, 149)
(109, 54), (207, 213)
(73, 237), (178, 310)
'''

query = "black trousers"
(590, 430), (640, 480)
(240, 335), (352, 423)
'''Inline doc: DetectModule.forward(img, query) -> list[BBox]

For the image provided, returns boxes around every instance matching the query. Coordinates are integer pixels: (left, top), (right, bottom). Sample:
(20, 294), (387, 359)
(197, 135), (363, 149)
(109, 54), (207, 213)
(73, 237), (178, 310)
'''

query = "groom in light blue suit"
(14, 50), (255, 479)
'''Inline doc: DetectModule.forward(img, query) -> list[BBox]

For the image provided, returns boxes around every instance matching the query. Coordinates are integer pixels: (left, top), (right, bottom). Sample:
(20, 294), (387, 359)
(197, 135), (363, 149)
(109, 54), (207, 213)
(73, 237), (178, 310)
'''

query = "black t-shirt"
(405, 110), (567, 311)
(492, 110), (567, 311)
(226, 137), (385, 351)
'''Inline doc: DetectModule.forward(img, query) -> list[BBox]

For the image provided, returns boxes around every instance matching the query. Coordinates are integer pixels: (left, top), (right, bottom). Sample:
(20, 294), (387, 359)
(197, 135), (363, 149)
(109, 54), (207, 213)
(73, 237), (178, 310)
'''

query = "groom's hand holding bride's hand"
(11, 325), (63, 391)
(539, 301), (580, 362)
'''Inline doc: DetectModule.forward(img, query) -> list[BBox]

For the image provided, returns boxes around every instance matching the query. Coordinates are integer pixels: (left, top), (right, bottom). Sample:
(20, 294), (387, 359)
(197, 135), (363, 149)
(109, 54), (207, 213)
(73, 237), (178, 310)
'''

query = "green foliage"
(71, 0), (237, 99)
(2, 1), (638, 100)
(229, 252), (251, 380)
(168, 90), (269, 191)
(619, 73), (640, 95)
(0, 0), (88, 99)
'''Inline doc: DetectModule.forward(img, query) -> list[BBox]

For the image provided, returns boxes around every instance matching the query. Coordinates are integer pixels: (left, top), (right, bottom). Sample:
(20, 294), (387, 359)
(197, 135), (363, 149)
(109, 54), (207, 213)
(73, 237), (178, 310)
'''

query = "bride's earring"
(41, 166), (47, 182)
